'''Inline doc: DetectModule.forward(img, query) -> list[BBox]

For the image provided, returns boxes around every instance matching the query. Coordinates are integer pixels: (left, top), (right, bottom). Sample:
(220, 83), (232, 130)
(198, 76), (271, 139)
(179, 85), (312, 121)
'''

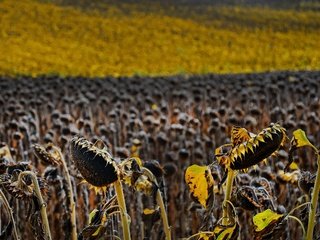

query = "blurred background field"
(0, 0), (319, 77)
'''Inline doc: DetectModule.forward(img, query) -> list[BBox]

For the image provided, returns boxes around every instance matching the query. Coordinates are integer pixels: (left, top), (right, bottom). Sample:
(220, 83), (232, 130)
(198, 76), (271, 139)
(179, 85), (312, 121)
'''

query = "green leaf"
(185, 165), (214, 208)
(88, 209), (104, 237)
(291, 129), (315, 149)
(253, 209), (283, 232)
(88, 209), (99, 224)
(89, 208), (101, 236)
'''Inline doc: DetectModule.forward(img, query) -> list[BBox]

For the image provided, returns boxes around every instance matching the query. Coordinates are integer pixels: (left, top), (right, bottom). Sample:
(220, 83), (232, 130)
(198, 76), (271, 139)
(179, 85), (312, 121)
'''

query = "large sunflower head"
(216, 123), (286, 170)
(70, 137), (119, 187)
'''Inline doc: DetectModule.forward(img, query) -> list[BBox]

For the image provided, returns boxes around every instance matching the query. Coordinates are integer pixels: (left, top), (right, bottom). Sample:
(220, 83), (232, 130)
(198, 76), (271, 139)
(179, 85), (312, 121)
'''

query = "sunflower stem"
(52, 146), (77, 240)
(0, 189), (20, 240)
(306, 152), (320, 240)
(156, 186), (172, 240)
(222, 169), (235, 226)
(19, 171), (51, 240)
(114, 179), (131, 240)
(287, 215), (306, 238)
(142, 167), (171, 240)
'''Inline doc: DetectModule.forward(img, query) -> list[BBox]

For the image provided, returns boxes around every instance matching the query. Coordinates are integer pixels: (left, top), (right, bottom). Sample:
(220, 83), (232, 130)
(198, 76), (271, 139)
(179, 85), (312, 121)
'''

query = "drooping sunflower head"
(32, 143), (62, 166)
(216, 123), (286, 170)
(70, 137), (118, 187)
(120, 158), (157, 196)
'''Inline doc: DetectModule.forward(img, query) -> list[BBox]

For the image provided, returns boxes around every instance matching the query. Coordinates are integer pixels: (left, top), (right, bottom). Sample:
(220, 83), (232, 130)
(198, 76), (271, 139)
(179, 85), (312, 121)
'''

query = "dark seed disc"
(70, 137), (118, 187)
(231, 126), (285, 170)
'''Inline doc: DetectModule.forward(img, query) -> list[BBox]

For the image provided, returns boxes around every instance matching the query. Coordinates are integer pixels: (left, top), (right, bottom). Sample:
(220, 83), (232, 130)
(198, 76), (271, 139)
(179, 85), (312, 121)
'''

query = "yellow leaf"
(92, 226), (103, 237)
(287, 129), (317, 171)
(289, 161), (299, 170)
(132, 156), (143, 166)
(213, 222), (239, 240)
(143, 207), (158, 215)
(88, 209), (107, 237)
(151, 103), (158, 110)
(185, 165), (214, 208)
(253, 209), (283, 232)
(88, 209), (99, 224)
(198, 223), (239, 240)
(0, 145), (13, 162)
(198, 232), (214, 240)
(291, 129), (316, 149)
(216, 226), (237, 240)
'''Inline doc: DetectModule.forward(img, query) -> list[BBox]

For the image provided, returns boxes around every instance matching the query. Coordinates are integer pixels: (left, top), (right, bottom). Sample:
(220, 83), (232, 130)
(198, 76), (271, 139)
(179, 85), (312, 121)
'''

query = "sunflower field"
(0, 0), (319, 76)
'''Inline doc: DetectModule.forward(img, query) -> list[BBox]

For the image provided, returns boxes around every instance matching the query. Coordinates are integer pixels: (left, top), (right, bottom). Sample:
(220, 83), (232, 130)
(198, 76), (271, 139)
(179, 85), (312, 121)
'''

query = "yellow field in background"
(0, 0), (319, 76)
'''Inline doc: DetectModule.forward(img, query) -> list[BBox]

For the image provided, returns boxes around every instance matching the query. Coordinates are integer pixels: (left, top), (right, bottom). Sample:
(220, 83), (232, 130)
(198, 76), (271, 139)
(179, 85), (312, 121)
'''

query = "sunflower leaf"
(197, 222), (239, 240)
(198, 232), (214, 240)
(286, 129), (318, 171)
(253, 209), (283, 232)
(185, 165), (214, 208)
(291, 129), (316, 149)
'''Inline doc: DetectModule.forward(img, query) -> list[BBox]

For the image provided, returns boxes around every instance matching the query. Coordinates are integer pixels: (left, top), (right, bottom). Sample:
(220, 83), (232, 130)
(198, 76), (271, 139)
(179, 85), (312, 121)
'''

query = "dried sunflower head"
(32, 143), (62, 166)
(70, 137), (118, 187)
(6, 173), (48, 200)
(0, 156), (10, 174)
(216, 123), (286, 170)
(235, 186), (262, 211)
(43, 166), (61, 184)
(143, 160), (164, 179)
(120, 158), (157, 196)
(7, 162), (31, 175)
(8, 175), (34, 198)
(298, 171), (315, 194)
(0, 144), (15, 172)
